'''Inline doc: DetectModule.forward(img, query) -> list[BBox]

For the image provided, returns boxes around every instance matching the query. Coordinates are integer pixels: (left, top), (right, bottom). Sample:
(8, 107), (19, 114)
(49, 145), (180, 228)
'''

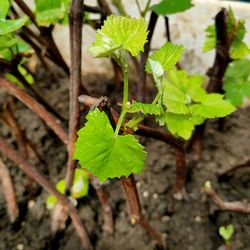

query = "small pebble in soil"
(28, 200), (35, 209)
(16, 243), (24, 250)
(143, 191), (149, 198)
(152, 193), (159, 199)
(136, 182), (141, 188)
(195, 215), (202, 223)
(161, 215), (170, 223)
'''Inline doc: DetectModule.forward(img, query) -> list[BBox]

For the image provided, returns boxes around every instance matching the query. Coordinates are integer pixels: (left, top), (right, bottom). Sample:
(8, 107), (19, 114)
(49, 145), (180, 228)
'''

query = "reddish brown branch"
(0, 77), (68, 144)
(0, 137), (93, 249)
(65, 0), (84, 192)
(0, 158), (19, 223)
(1, 103), (28, 158)
(89, 175), (114, 234)
(121, 175), (164, 248)
(218, 159), (250, 181)
(202, 186), (250, 214)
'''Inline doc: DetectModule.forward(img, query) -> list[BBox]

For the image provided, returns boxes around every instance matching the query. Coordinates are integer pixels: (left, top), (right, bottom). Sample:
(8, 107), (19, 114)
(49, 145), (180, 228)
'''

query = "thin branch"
(1, 103), (28, 158)
(84, 4), (100, 13)
(164, 16), (171, 42)
(0, 158), (19, 223)
(206, 8), (231, 93)
(121, 175), (165, 248)
(89, 175), (114, 234)
(201, 186), (250, 214)
(0, 57), (66, 121)
(218, 159), (250, 182)
(0, 77), (68, 144)
(65, 0), (84, 192)
(0, 137), (93, 250)
(138, 11), (158, 102)
(14, 0), (39, 28)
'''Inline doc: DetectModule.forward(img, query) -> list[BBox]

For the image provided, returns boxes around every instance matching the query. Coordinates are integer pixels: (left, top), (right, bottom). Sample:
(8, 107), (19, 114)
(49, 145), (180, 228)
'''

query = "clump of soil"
(0, 66), (250, 250)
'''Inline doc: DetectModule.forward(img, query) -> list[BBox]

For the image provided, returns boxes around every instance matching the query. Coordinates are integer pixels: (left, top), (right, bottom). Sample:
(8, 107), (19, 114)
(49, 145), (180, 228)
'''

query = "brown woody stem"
(65, 0), (84, 192)
(121, 175), (164, 248)
(0, 77), (68, 144)
(89, 175), (114, 234)
(202, 186), (250, 214)
(0, 158), (19, 223)
(0, 137), (93, 249)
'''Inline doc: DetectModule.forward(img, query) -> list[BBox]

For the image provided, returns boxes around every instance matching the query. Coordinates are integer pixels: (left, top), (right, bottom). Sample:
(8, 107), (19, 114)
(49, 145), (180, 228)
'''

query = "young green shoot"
(219, 224), (234, 248)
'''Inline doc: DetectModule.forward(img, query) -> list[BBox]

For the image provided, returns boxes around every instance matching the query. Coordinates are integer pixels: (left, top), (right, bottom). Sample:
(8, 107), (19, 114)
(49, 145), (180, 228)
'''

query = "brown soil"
(0, 66), (250, 250)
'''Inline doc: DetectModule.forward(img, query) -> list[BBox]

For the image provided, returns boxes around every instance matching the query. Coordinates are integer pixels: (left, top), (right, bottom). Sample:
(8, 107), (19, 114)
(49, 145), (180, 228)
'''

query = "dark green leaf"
(151, 0), (194, 15)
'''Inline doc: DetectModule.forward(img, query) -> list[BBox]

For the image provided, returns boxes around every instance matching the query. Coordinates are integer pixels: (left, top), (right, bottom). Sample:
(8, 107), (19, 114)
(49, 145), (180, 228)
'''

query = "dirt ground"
(0, 66), (250, 250)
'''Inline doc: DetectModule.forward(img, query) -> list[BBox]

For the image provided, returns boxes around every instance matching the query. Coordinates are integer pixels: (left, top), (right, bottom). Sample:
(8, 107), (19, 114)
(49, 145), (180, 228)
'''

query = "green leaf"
(165, 113), (203, 140)
(0, 17), (29, 35)
(190, 94), (236, 118)
(46, 170), (88, 210)
(0, 0), (10, 19)
(35, 0), (64, 26)
(167, 68), (206, 102)
(74, 109), (146, 182)
(230, 41), (250, 59)
(18, 64), (34, 85)
(146, 42), (184, 74)
(71, 169), (89, 199)
(203, 25), (215, 52)
(46, 195), (57, 210)
(219, 224), (234, 242)
(150, 0), (194, 15)
(0, 34), (18, 51)
(128, 102), (161, 115)
(4, 73), (24, 88)
(88, 15), (148, 58)
(223, 59), (250, 105)
(163, 79), (189, 114)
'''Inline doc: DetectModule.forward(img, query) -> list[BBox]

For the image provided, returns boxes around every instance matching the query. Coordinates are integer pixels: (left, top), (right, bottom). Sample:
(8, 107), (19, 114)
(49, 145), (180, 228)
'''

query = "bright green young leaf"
(190, 94), (236, 118)
(89, 15), (148, 57)
(128, 102), (161, 115)
(150, 0), (194, 15)
(219, 224), (234, 242)
(71, 169), (89, 199)
(0, 34), (18, 51)
(165, 113), (204, 140)
(167, 68), (206, 102)
(35, 0), (64, 26)
(0, 0), (10, 19)
(154, 67), (235, 140)
(223, 59), (250, 105)
(203, 25), (215, 52)
(146, 42), (184, 74)
(46, 169), (88, 210)
(4, 73), (24, 88)
(74, 109), (147, 182)
(46, 179), (65, 210)
(0, 17), (29, 35)
(163, 79), (189, 114)
(230, 41), (250, 59)
(46, 195), (57, 210)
